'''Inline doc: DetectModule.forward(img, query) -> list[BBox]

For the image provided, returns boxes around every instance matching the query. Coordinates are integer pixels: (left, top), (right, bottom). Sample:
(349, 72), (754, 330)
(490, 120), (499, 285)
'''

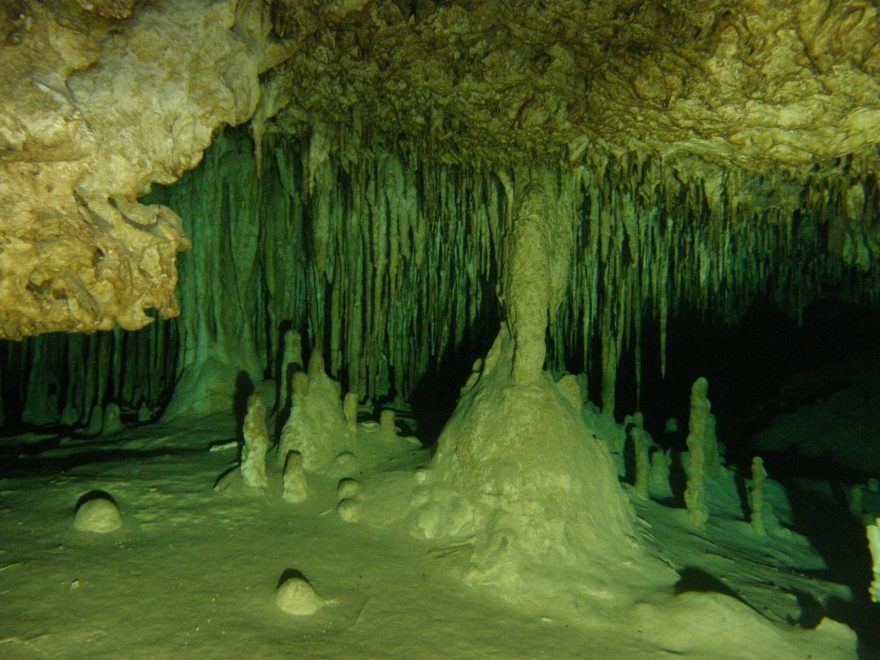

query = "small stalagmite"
(684, 377), (710, 529)
(282, 451), (308, 504)
(278, 329), (304, 411)
(868, 518), (880, 603)
(83, 404), (103, 436)
(307, 349), (325, 380)
(379, 408), (396, 441)
(631, 412), (650, 499)
(103, 402), (124, 434)
(750, 456), (768, 536)
(343, 392), (359, 432)
(557, 374), (583, 411)
(649, 448), (673, 500)
(241, 394), (269, 489)
(73, 492), (122, 534)
(276, 572), (325, 616)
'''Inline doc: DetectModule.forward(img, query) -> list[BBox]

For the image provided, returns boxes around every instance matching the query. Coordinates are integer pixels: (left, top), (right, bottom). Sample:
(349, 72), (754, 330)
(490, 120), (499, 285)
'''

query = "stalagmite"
(380, 409), (397, 442)
(83, 404), (103, 436)
(73, 493), (122, 534)
(409, 169), (651, 603)
(278, 372), (308, 466)
(343, 392), (359, 432)
(649, 449), (673, 501)
(631, 412), (650, 499)
(869, 518), (880, 604)
(103, 403), (124, 435)
(307, 349), (324, 380)
(292, 371), (309, 402)
(282, 451), (308, 504)
(278, 329), (303, 412)
(278, 367), (349, 473)
(137, 403), (152, 423)
(240, 394), (269, 490)
(275, 573), (325, 616)
(684, 377), (711, 529)
(750, 456), (767, 536)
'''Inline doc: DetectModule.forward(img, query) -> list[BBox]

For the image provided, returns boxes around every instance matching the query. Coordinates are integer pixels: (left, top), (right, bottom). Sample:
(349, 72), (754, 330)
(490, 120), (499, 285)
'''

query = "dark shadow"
(0, 435), (61, 457)
(757, 451), (880, 655)
(667, 449), (687, 507)
(212, 463), (239, 490)
(75, 489), (117, 512)
(0, 447), (204, 478)
(408, 305), (499, 448)
(674, 566), (747, 602)
(783, 587), (825, 629)
(733, 462), (751, 524)
(233, 371), (255, 441)
(277, 568), (309, 588)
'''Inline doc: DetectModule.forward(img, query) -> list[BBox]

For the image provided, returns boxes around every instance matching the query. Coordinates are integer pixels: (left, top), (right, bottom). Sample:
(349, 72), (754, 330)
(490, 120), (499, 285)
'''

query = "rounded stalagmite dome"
(73, 491), (122, 534)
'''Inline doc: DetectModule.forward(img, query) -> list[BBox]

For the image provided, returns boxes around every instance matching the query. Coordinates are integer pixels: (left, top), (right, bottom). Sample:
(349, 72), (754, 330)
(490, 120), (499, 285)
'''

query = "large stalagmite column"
(503, 183), (554, 384)
(502, 171), (574, 384)
(411, 168), (650, 603)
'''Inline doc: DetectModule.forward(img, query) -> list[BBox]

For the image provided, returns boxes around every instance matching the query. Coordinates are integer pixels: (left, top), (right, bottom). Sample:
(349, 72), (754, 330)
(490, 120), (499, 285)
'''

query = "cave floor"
(0, 410), (869, 659)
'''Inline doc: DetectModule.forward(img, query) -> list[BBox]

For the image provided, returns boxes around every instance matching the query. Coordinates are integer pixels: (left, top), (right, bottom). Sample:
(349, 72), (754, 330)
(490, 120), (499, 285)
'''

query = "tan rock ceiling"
(0, 0), (878, 339)
(264, 0), (880, 175)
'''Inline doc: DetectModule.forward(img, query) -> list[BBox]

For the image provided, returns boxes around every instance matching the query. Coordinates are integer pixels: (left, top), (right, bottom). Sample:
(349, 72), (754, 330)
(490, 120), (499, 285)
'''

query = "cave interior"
(1, 0), (880, 657)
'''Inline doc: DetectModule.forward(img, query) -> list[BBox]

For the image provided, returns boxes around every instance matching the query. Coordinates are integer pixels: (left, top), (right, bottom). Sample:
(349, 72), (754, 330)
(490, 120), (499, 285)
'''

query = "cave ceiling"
(264, 0), (880, 175)
(0, 0), (878, 339)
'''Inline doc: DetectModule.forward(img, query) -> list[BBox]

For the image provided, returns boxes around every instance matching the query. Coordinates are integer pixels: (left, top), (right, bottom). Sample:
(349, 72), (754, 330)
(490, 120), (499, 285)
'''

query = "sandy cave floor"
(0, 404), (875, 659)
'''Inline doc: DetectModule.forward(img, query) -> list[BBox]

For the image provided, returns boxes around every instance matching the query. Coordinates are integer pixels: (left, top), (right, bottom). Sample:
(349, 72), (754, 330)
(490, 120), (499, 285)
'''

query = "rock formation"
(0, 0), (298, 339)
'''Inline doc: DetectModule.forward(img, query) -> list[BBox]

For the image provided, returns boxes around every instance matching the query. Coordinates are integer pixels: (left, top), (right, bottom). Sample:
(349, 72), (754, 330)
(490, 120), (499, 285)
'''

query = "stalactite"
(3, 126), (879, 428)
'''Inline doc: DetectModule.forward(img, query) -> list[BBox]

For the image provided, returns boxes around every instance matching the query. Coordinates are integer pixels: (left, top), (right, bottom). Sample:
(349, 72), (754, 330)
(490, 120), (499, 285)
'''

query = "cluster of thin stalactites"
(2, 125), (877, 426)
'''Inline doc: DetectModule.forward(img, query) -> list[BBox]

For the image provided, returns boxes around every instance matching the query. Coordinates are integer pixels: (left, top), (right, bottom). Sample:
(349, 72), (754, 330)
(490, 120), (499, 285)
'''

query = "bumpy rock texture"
(0, 0), (292, 338)
(263, 0), (880, 173)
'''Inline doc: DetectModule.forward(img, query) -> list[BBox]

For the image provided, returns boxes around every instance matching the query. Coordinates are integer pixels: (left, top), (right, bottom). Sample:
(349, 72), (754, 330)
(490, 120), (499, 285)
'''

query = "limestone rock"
(0, 0), (295, 338)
